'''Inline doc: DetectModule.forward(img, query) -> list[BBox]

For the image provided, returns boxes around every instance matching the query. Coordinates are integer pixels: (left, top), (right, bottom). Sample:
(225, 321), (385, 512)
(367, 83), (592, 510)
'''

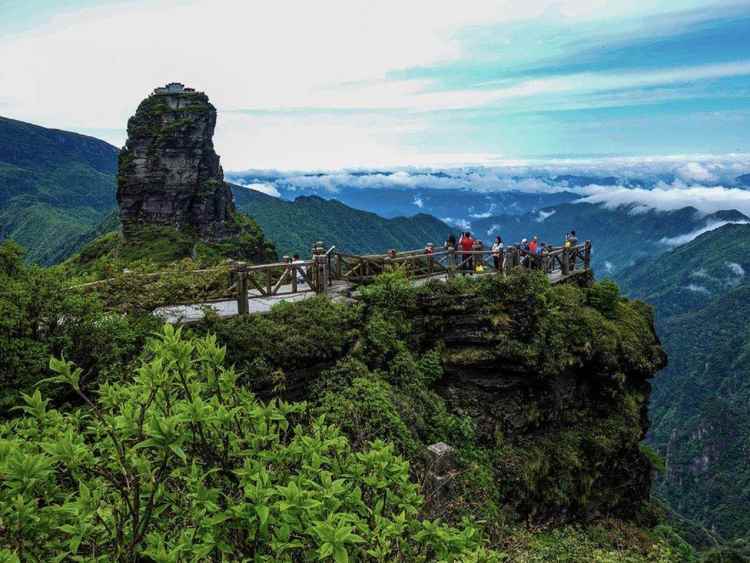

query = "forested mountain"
(0, 116), (118, 264)
(616, 223), (750, 551)
(231, 186), (452, 256)
(227, 169), (581, 220)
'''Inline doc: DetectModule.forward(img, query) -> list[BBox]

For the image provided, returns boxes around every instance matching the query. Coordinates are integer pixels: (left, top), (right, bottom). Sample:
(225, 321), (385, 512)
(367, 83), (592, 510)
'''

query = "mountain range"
(0, 116), (117, 264)
(616, 223), (750, 548)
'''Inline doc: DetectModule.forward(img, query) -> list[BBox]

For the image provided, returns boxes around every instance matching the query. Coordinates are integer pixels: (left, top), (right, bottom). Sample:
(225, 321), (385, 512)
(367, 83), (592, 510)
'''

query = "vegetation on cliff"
(0, 238), (696, 560)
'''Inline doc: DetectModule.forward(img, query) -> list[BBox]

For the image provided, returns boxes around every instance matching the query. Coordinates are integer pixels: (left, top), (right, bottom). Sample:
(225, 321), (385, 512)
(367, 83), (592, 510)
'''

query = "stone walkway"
(154, 280), (353, 324)
(154, 270), (583, 324)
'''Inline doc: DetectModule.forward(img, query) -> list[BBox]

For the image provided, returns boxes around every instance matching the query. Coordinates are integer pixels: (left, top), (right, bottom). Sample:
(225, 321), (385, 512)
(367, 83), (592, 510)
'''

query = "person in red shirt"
(460, 231), (474, 273)
(528, 237), (538, 256)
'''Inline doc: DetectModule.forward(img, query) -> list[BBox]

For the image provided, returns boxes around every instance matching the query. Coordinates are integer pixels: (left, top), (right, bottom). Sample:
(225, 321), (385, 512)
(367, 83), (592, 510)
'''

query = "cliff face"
(117, 85), (237, 241)
(411, 275), (667, 519)
(195, 272), (667, 524)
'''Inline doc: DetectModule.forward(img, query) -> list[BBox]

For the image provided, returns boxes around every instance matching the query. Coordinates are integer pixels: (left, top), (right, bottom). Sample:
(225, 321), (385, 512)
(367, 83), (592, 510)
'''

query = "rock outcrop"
(203, 272), (667, 523)
(117, 83), (238, 241)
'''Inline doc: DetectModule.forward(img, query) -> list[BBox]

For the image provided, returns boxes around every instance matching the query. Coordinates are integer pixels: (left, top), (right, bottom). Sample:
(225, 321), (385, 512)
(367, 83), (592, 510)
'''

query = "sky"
(1, 0), (750, 170)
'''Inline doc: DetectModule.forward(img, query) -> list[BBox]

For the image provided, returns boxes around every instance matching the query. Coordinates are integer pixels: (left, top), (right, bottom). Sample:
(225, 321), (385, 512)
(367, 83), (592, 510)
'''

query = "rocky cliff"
(195, 271), (667, 525)
(117, 84), (237, 241)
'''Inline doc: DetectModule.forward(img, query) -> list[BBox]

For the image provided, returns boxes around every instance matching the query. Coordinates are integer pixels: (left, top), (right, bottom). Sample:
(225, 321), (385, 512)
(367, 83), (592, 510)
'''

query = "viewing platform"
(149, 241), (592, 323)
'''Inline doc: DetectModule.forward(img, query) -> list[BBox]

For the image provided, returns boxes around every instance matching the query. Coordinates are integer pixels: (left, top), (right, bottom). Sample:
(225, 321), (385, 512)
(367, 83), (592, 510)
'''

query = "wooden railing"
(331, 241), (591, 283)
(68, 240), (591, 315)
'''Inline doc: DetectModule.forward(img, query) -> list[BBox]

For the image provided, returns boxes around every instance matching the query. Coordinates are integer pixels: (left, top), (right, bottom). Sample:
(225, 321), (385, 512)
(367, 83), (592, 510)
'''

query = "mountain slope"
(471, 202), (749, 275)
(616, 223), (750, 548)
(231, 186), (452, 256)
(0, 116), (118, 263)
(618, 222), (750, 317)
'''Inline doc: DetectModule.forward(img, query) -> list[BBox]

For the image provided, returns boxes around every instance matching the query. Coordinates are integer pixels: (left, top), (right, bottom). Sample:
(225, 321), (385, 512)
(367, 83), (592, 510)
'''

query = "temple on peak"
(153, 82), (197, 95)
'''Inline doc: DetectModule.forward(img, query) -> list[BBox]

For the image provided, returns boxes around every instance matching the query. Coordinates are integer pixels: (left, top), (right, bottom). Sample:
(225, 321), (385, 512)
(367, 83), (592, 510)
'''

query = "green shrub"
(0, 250), (157, 414)
(587, 279), (621, 319)
(0, 325), (497, 561)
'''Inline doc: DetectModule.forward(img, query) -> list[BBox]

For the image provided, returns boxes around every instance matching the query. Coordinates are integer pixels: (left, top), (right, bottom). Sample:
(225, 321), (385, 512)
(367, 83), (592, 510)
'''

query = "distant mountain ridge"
(231, 186), (452, 256)
(0, 116), (118, 263)
(615, 223), (750, 547)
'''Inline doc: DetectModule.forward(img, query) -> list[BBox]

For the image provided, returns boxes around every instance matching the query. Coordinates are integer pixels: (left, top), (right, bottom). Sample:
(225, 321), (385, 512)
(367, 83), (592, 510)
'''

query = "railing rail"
(67, 240), (591, 316)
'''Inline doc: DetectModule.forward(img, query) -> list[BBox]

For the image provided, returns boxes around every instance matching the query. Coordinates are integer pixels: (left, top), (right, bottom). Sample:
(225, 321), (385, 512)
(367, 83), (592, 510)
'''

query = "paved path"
(154, 270), (584, 324)
(154, 280), (353, 324)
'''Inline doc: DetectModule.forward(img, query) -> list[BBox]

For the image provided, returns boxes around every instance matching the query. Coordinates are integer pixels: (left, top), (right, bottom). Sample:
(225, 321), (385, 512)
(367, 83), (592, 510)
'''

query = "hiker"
(445, 233), (457, 249)
(491, 236), (504, 270)
(460, 231), (475, 273)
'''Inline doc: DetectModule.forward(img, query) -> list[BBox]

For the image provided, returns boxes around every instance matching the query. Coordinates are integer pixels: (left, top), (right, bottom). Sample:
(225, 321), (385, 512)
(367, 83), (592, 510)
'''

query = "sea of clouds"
(228, 153), (750, 216)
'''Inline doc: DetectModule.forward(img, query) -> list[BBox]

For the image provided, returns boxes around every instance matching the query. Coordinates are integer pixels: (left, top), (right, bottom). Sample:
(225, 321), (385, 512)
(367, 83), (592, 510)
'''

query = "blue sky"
(1, 0), (749, 169)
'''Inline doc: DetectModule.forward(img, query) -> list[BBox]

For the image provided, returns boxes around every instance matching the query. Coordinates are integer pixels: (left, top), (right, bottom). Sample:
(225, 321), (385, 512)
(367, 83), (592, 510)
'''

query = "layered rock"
(408, 275), (667, 520)
(117, 83), (238, 241)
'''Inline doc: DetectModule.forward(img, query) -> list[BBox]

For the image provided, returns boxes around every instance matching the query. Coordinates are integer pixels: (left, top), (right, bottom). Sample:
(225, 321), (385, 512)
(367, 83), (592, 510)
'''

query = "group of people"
(444, 229), (579, 273)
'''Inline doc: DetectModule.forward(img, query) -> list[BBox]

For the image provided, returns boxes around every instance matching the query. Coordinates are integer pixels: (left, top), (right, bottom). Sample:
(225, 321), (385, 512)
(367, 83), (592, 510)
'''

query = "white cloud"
(676, 162), (719, 184)
(726, 262), (745, 276)
(413, 196), (424, 209)
(535, 209), (557, 222)
(442, 218), (472, 231)
(2, 1), (748, 169)
(235, 182), (281, 198)
(660, 220), (750, 246)
(581, 186), (750, 217)
(604, 261), (614, 273)
(685, 284), (711, 295)
(486, 224), (501, 236)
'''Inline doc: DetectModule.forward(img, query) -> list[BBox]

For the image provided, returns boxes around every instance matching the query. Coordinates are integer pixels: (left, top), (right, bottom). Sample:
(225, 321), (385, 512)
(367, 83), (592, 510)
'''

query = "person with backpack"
(491, 235), (504, 271)
(446, 233), (457, 249)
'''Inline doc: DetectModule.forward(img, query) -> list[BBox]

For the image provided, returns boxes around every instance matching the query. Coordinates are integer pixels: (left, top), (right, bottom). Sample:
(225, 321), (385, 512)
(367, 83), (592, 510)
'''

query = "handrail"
(66, 239), (591, 317)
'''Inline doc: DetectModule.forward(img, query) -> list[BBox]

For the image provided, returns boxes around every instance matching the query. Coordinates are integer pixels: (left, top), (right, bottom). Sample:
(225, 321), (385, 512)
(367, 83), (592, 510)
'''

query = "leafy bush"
(0, 326), (496, 561)
(587, 279), (621, 319)
(0, 241), (157, 413)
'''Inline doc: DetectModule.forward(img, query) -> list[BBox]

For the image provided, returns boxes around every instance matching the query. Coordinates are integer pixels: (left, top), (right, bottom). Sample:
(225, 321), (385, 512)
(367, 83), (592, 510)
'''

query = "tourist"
(446, 233), (457, 249)
(491, 236), (504, 270)
(460, 231), (475, 273)
(519, 238), (529, 268)
(528, 236), (538, 256)
(566, 230), (578, 270)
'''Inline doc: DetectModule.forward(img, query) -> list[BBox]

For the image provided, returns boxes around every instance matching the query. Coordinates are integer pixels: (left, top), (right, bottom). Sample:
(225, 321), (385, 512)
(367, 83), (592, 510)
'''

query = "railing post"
(426, 243), (434, 275)
(311, 240), (324, 292)
(561, 250), (570, 276)
(447, 246), (456, 279)
(286, 256), (297, 293)
(336, 253), (342, 279)
(584, 240), (592, 270)
(237, 270), (249, 315)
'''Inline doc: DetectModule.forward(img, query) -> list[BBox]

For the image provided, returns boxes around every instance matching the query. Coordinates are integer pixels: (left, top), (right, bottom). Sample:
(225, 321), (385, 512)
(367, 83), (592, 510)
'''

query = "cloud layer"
(2, 0), (748, 168)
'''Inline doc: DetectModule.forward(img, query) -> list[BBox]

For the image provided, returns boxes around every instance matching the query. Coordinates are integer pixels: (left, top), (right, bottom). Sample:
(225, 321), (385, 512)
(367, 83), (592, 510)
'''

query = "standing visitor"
(566, 230), (578, 269)
(491, 236), (504, 271)
(460, 231), (475, 273)
(446, 233), (456, 249)
(520, 238), (529, 268)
